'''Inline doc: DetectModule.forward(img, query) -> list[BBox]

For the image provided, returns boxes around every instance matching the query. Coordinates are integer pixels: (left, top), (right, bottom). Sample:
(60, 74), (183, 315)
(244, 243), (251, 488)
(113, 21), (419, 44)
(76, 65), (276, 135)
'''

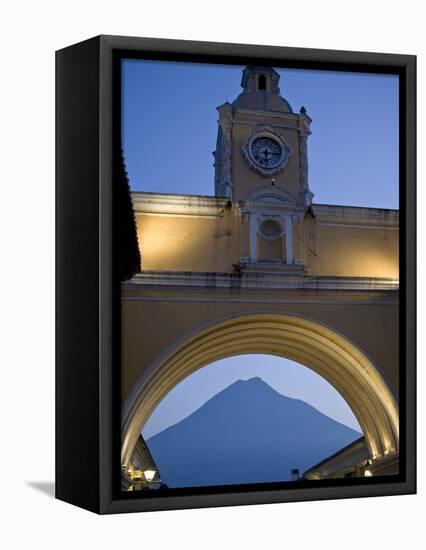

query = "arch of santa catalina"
(121, 65), (399, 485)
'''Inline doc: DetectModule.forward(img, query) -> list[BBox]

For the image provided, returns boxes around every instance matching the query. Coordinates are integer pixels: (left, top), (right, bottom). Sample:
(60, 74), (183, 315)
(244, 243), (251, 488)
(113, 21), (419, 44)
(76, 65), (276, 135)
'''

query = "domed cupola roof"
(232, 66), (293, 113)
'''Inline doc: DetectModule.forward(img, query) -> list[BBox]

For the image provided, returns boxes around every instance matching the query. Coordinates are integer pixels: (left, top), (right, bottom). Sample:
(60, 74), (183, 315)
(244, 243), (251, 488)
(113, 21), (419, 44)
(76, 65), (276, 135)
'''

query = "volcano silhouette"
(146, 377), (360, 487)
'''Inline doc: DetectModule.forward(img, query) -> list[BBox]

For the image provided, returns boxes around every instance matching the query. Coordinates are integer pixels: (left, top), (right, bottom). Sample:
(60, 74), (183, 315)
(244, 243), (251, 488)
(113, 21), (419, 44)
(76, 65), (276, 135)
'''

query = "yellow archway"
(121, 312), (399, 468)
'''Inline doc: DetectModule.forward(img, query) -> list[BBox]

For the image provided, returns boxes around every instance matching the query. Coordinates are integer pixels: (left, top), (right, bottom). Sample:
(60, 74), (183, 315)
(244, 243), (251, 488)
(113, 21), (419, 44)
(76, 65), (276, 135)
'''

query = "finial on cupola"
(300, 106), (307, 114)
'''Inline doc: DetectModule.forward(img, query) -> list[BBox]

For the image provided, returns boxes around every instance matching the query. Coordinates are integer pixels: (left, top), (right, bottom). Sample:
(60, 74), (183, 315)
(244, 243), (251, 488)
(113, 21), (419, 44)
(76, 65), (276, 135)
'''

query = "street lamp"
(364, 458), (373, 477)
(143, 469), (156, 483)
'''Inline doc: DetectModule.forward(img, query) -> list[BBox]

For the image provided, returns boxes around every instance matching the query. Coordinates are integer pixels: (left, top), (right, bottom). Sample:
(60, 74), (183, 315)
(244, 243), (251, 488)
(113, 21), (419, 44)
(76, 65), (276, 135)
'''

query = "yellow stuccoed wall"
(124, 193), (399, 407)
(121, 293), (399, 404)
(309, 223), (398, 278)
(134, 195), (399, 279)
(136, 209), (240, 272)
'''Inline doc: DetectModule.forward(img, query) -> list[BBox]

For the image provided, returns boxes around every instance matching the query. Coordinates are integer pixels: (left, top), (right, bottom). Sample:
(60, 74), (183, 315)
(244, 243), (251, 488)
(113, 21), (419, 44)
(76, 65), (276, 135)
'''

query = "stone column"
(298, 115), (314, 207)
(249, 212), (258, 263)
(284, 216), (293, 264)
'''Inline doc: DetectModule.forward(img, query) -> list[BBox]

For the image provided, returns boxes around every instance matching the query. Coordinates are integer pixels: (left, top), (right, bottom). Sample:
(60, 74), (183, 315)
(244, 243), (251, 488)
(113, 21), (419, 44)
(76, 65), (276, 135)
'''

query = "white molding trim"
(136, 212), (222, 219)
(233, 119), (302, 131)
(122, 296), (398, 306)
(314, 204), (399, 226)
(317, 222), (399, 231)
(132, 192), (229, 217)
(249, 212), (258, 262)
(233, 107), (300, 122)
(131, 193), (398, 226)
(284, 215), (293, 263)
(245, 184), (297, 208)
(124, 271), (400, 292)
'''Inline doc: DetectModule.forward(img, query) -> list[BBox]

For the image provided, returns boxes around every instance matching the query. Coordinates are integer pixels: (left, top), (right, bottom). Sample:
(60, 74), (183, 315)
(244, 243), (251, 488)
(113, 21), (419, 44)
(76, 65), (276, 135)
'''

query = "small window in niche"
(258, 74), (266, 90)
(259, 219), (282, 239)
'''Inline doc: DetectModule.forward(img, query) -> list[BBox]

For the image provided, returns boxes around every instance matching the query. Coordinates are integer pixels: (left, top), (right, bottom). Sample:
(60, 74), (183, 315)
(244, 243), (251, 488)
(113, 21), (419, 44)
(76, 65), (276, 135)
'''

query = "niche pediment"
(245, 186), (297, 208)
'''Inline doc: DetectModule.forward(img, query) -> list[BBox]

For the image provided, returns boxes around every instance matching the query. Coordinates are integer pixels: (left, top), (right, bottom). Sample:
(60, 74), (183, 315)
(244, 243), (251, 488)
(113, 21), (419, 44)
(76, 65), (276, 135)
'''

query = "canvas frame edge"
(55, 34), (416, 515)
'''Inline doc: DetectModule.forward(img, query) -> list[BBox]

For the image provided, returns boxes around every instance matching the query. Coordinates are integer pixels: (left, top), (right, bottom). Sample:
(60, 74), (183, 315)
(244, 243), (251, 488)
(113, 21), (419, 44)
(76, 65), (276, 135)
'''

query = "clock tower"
(213, 66), (314, 267)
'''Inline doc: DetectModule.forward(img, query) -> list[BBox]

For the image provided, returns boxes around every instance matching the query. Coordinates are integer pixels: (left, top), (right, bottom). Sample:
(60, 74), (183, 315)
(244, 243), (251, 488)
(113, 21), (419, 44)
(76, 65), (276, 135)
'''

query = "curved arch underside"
(122, 313), (399, 468)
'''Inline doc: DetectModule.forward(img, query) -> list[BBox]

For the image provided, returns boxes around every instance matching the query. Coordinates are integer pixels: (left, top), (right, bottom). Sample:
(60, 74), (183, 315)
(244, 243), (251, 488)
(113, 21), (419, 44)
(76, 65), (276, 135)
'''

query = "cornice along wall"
(131, 191), (399, 227)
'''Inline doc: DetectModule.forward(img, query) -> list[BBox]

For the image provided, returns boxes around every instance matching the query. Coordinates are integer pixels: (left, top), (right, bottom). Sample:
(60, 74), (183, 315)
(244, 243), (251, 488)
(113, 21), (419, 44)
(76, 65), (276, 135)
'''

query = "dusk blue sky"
(122, 59), (399, 208)
(122, 59), (398, 438)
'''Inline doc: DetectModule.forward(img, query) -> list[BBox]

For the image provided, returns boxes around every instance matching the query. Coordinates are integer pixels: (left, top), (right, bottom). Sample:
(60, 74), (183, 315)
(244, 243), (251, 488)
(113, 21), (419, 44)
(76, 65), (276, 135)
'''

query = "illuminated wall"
(133, 192), (399, 279)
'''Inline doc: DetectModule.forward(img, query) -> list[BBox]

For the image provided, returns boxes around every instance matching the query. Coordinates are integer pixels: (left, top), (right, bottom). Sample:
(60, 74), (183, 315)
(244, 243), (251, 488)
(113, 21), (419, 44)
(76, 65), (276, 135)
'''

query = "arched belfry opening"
(258, 74), (267, 90)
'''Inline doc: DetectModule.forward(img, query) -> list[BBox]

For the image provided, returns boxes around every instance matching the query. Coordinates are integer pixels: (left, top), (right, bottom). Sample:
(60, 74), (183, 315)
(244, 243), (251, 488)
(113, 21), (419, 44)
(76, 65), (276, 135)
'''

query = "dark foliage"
(119, 151), (141, 281)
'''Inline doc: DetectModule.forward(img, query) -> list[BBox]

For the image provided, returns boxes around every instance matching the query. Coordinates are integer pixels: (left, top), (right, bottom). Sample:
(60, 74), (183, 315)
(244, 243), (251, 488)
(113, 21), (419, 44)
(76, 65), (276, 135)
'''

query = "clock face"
(242, 128), (291, 176)
(251, 137), (282, 168)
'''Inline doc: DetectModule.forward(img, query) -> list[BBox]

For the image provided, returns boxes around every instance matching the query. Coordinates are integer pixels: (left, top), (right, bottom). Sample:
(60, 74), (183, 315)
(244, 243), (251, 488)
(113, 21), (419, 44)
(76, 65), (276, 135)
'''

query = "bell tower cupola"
(213, 66), (314, 270)
(237, 66), (292, 111)
(213, 66), (313, 209)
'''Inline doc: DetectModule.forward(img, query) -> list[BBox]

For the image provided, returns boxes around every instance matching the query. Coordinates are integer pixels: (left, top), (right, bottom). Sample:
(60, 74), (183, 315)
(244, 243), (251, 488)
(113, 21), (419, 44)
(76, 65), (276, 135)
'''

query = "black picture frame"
(56, 35), (416, 514)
